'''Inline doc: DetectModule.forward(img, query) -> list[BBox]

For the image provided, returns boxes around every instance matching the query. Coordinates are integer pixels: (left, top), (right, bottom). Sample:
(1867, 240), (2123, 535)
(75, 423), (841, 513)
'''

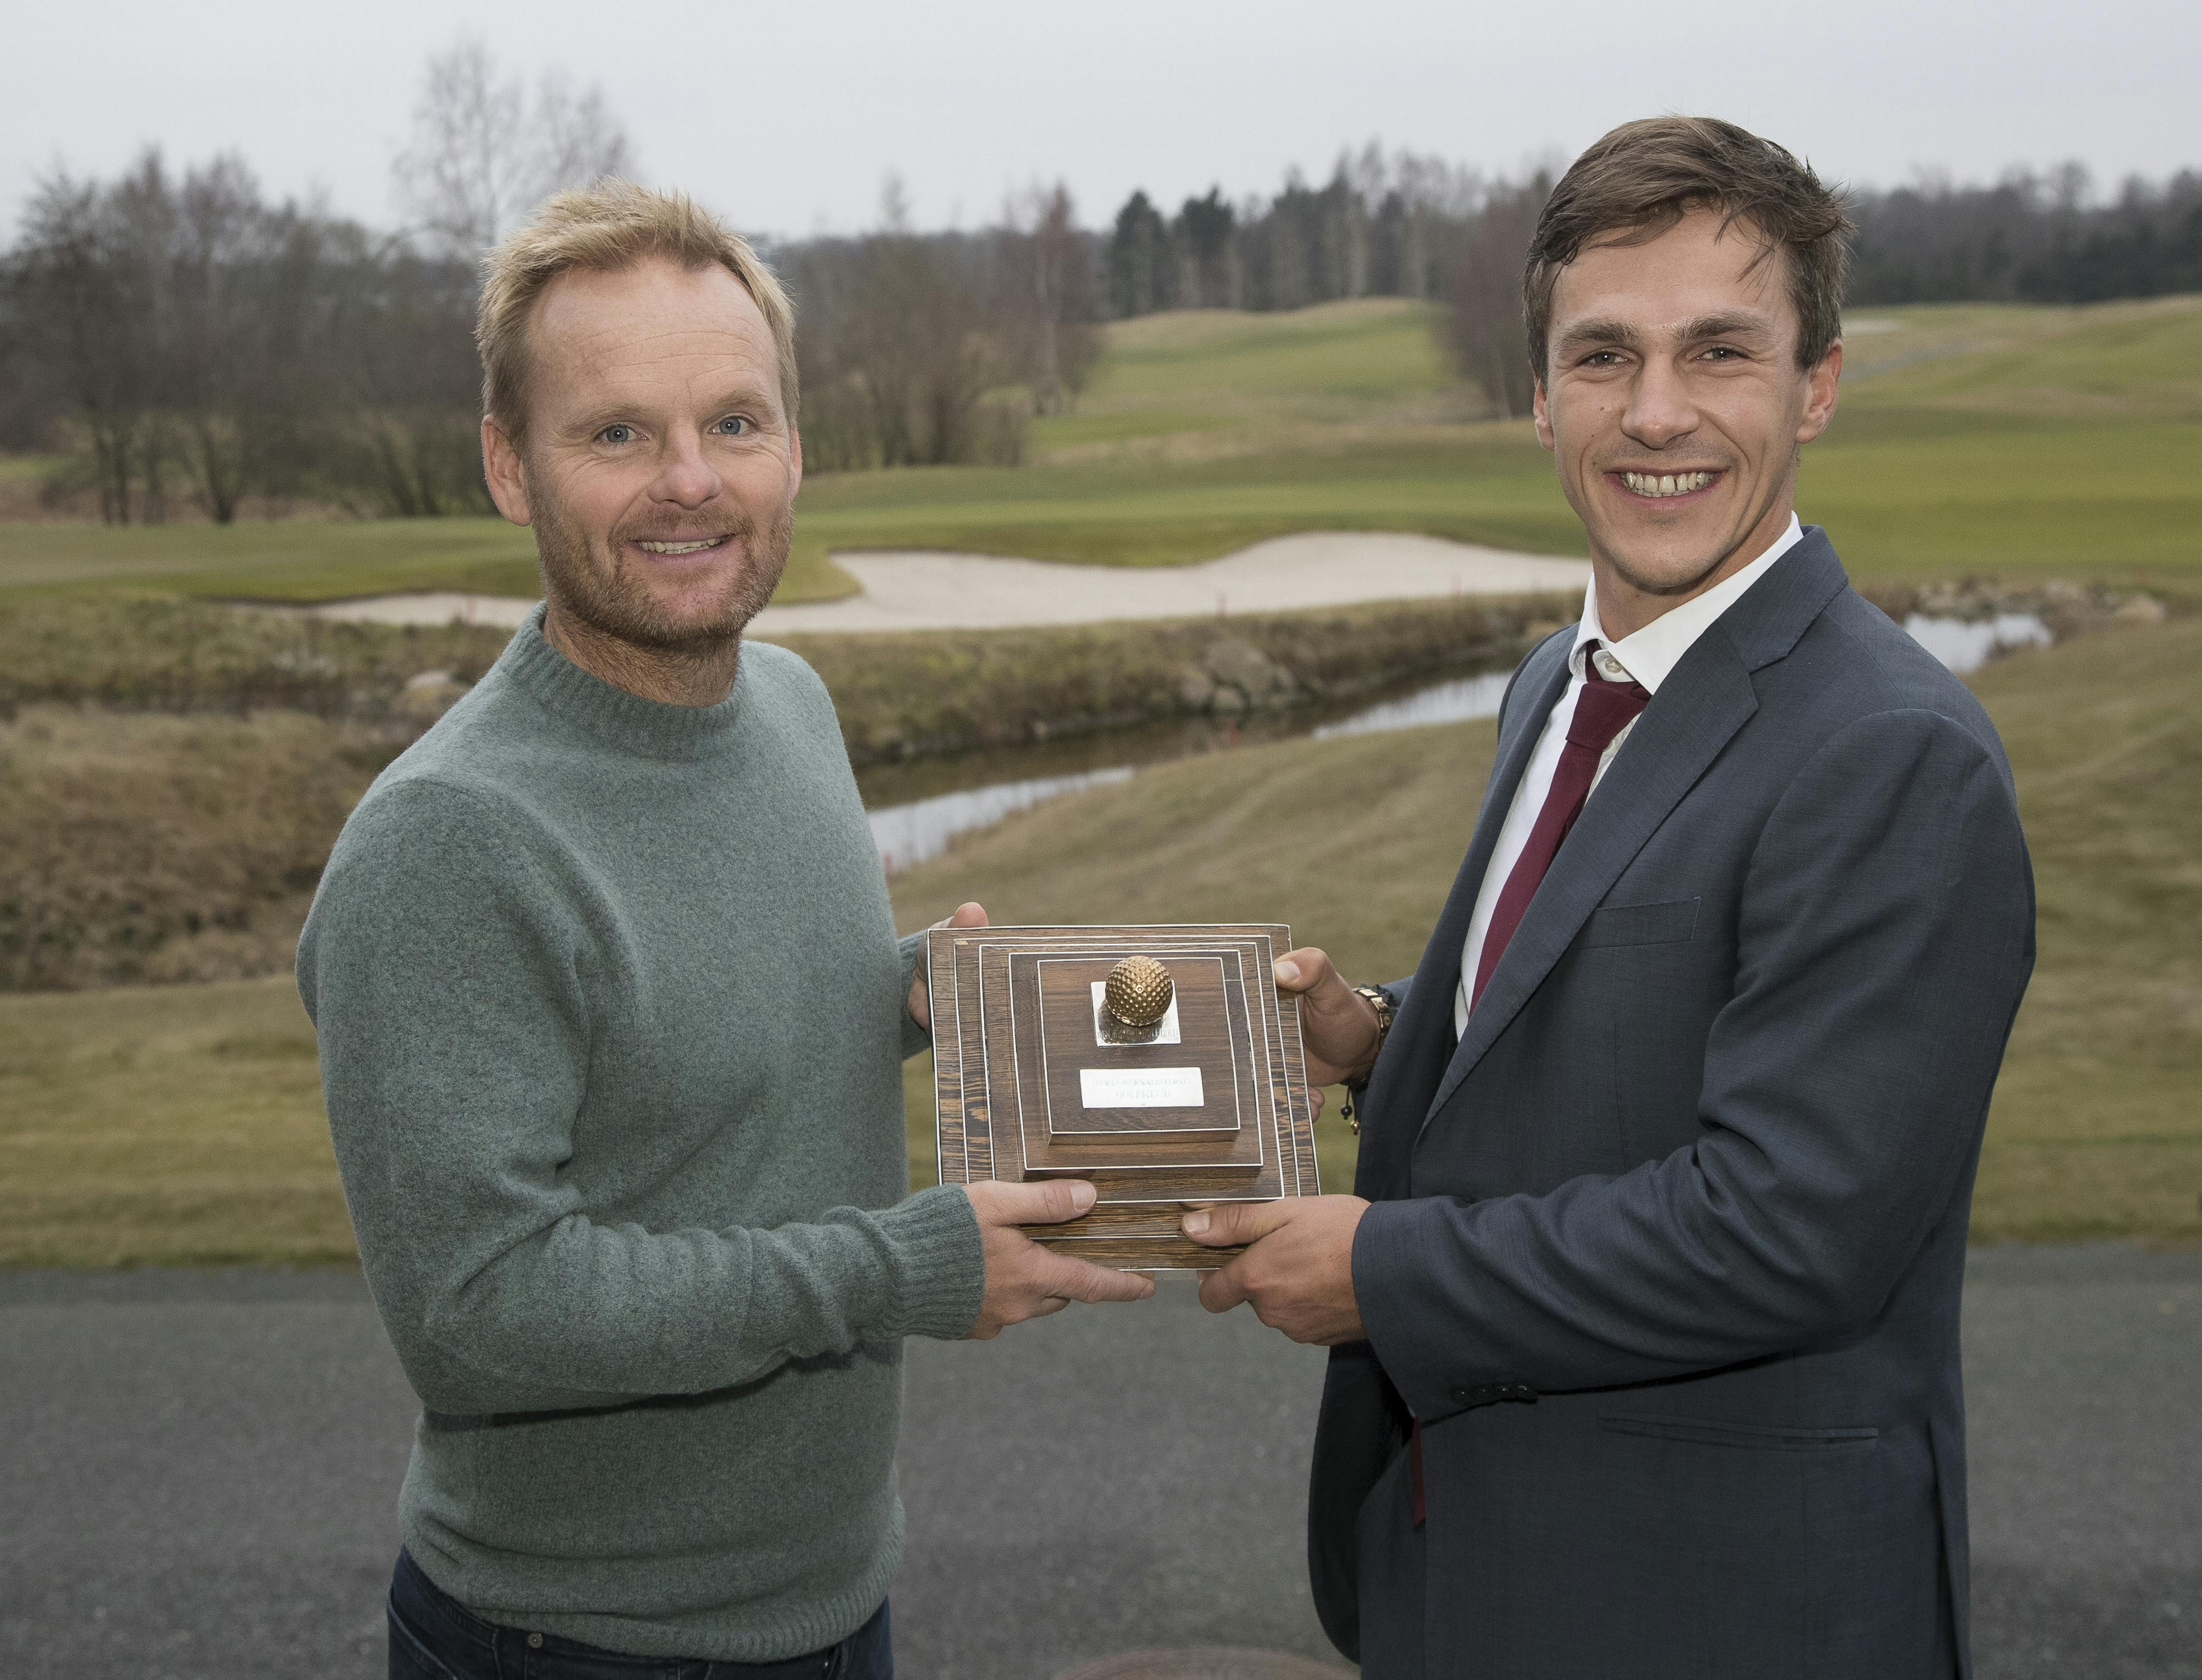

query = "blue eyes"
(596, 417), (750, 445)
(1576, 347), (1744, 370)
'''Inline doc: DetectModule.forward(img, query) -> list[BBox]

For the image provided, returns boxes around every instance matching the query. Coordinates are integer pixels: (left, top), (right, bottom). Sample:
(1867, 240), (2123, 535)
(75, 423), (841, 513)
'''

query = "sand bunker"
(297, 532), (1589, 635)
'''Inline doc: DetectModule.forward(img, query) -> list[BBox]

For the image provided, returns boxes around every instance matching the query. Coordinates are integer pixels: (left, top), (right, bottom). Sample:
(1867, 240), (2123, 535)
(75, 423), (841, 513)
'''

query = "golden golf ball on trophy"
(1103, 955), (1174, 1028)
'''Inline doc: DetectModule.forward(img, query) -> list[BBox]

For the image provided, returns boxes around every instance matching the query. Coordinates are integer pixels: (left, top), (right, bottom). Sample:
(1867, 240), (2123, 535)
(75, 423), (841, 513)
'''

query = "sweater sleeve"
(298, 778), (982, 1417)
(898, 928), (934, 1059)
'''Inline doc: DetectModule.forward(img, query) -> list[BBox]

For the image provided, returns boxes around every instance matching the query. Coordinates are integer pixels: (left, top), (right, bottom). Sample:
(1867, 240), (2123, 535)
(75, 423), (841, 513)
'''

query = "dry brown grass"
(0, 705), (375, 990)
(0, 975), (349, 1266)
(890, 617), (2202, 1247)
(2, 615), (2192, 1265)
(778, 590), (1572, 764)
(0, 592), (1576, 991)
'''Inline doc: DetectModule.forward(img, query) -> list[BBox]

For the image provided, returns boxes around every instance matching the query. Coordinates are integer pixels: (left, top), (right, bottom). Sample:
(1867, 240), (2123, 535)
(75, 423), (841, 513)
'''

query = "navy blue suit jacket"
(1311, 531), (2035, 1678)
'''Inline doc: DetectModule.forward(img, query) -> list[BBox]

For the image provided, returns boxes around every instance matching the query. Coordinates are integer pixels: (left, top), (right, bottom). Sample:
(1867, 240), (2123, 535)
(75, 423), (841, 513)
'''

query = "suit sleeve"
(1352, 708), (2035, 1413)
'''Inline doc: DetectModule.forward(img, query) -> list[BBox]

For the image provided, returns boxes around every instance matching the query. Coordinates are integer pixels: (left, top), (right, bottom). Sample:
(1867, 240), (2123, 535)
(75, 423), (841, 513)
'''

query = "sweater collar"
(497, 605), (751, 762)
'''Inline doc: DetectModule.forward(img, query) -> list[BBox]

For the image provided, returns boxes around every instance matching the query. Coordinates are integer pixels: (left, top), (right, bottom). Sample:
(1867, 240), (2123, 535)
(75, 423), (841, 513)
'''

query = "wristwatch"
(1338, 985), (1394, 1134)
(1349, 984), (1394, 1054)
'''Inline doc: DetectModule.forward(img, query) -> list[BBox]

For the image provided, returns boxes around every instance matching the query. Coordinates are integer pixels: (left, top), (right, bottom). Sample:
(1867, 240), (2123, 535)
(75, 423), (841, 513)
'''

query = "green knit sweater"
(297, 611), (984, 1661)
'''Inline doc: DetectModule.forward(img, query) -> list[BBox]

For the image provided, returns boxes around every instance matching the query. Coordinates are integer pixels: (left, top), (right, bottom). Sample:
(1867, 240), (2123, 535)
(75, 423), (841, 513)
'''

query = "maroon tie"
(1409, 652), (1649, 1531)
(1470, 650), (1651, 1012)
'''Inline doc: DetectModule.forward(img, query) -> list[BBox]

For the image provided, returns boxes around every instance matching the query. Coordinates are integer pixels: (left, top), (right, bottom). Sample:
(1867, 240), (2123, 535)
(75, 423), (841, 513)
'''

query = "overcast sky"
(6, 0), (2196, 240)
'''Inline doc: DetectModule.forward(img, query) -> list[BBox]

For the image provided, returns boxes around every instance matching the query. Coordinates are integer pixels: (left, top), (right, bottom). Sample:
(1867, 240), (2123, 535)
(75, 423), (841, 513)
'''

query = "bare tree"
(780, 179), (1026, 471)
(1446, 176), (1550, 419)
(7, 147), (491, 522)
(393, 37), (635, 253)
(991, 183), (1102, 416)
(533, 73), (635, 203)
(10, 155), (182, 522)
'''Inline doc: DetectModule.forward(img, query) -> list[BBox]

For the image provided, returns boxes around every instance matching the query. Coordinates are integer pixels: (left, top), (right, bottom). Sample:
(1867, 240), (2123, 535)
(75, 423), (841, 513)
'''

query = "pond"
(862, 612), (2051, 874)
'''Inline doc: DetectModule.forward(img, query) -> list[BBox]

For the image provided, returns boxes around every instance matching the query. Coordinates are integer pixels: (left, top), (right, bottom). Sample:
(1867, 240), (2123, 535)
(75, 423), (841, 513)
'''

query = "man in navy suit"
(1181, 117), (2034, 1677)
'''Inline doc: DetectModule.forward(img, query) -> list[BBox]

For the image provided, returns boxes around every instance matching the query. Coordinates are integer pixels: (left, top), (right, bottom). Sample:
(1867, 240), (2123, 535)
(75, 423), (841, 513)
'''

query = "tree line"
(0, 40), (1101, 522)
(3, 37), (2195, 527)
(776, 181), (1102, 474)
(1106, 156), (2202, 419)
(1847, 166), (2202, 304)
(1104, 156), (2202, 324)
(2, 152), (489, 523)
(1106, 146), (1485, 317)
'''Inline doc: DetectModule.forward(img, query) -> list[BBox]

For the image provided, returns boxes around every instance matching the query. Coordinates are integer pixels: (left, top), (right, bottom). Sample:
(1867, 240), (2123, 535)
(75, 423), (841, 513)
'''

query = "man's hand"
(1272, 947), (1383, 1086)
(963, 1179), (1154, 1338)
(1181, 1195), (1370, 1345)
(909, 902), (987, 1031)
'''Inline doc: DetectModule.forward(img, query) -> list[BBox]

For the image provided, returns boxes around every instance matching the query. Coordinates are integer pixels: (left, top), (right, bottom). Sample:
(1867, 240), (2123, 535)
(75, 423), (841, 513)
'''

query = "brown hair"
(1524, 117), (1852, 378)
(476, 180), (798, 443)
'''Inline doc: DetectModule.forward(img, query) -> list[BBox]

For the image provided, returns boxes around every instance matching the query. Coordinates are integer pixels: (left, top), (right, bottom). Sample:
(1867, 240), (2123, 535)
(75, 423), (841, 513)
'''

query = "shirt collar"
(1570, 514), (1805, 692)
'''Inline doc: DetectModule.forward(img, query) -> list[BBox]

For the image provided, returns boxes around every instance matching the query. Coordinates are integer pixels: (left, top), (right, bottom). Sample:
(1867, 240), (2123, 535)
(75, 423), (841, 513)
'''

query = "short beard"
(527, 473), (793, 662)
(1600, 544), (1737, 601)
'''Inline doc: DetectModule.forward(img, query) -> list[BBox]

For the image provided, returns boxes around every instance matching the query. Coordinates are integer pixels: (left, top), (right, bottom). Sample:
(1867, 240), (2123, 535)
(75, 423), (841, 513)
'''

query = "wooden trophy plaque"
(927, 923), (1319, 1270)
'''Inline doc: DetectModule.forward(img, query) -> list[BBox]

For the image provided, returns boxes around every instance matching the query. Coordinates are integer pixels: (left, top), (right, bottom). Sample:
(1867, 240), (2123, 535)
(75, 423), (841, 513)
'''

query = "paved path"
(3, 1247), (2195, 1679)
(298, 533), (1589, 636)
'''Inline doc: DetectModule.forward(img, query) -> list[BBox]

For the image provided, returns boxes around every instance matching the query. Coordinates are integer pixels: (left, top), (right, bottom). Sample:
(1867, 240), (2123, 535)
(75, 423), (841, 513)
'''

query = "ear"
(787, 420), (804, 497)
(481, 416), (534, 527)
(1796, 340), (1842, 446)
(1531, 369), (1556, 452)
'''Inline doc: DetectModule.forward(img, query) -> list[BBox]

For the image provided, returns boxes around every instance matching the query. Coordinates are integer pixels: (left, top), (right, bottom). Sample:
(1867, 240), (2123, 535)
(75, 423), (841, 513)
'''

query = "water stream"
(861, 613), (2051, 873)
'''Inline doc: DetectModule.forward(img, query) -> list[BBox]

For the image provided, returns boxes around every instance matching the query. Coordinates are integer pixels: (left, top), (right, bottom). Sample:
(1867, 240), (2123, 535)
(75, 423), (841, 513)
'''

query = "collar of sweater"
(501, 606), (755, 763)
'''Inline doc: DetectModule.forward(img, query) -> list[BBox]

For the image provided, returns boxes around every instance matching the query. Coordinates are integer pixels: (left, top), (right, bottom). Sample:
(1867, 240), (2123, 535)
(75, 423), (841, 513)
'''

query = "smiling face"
(481, 255), (801, 694)
(1533, 207), (1840, 638)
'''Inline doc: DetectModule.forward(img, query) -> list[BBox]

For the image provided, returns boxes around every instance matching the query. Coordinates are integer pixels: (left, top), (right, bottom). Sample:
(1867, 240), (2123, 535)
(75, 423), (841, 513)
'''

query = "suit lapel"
(1419, 529), (1852, 1132)
(1357, 632), (1572, 1200)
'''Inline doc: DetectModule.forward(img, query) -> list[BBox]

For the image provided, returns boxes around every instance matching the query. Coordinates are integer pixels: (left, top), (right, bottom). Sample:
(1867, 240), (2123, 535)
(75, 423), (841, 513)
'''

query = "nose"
(1620, 356), (1698, 451)
(649, 428), (722, 509)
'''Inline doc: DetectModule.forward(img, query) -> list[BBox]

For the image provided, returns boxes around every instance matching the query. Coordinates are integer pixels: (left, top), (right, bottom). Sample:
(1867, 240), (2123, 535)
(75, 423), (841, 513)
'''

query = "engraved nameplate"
(1079, 1067), (1205, 1109)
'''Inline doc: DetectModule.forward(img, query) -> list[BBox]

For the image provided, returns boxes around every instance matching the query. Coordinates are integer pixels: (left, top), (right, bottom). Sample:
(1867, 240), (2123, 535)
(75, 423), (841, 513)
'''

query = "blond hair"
(476, 180), (798, 443)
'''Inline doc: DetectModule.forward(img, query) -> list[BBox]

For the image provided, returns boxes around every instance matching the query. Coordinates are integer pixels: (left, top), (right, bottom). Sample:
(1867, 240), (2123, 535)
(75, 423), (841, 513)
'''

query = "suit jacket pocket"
(1578, 896), (1701, 949)
(1600, 1411), (1879, 1450)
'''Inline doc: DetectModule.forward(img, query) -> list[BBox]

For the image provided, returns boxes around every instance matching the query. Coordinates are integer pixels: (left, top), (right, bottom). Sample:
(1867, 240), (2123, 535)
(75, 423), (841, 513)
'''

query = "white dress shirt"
(1452, 516), (1805, 1038)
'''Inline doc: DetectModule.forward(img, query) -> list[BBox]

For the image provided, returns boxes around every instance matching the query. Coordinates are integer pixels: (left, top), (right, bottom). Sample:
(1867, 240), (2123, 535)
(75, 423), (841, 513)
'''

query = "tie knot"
(1567, 663), (1650, 753)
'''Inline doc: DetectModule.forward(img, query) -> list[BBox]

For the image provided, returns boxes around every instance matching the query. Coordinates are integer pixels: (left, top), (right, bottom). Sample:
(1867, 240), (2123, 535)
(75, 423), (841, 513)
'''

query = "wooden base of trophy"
(927, 923), (1319, 1271)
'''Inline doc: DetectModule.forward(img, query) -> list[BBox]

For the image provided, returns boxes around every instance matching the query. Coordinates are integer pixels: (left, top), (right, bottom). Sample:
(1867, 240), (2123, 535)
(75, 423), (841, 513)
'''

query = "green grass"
(0, 515), (858, 605)
(1841, 295), (2202, 418)
(4, 616), (2193, 1264)
(797, 427), (1575, 566)
(814, 293), (2202, 595)
(1032, 297), (1462, 453)
(6, 295), (2196, 604)
(1804, 295), (2202, 592)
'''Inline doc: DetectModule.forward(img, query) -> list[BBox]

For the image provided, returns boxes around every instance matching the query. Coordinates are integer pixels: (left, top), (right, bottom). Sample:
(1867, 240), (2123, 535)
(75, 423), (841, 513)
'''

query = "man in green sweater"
(298, 181), (1152, 1679)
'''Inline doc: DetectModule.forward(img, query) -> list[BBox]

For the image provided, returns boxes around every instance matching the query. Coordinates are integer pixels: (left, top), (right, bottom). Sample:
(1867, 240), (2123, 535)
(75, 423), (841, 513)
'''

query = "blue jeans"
(387, 1548), (893, 1680)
